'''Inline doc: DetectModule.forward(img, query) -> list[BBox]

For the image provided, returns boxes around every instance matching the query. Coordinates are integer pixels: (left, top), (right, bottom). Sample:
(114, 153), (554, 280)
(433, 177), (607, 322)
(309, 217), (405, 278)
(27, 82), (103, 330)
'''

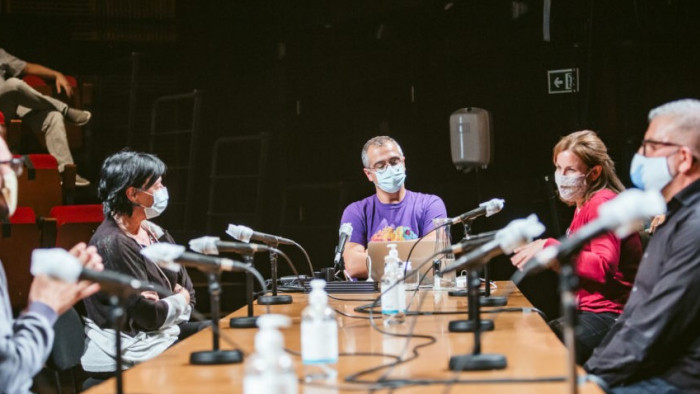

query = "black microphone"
(439, 230), (498, 255)
(30, 249), (171, 294)
(440, 214), (545, 274)
(227, 224), (294, 246)
(140, 243), (249, 273)
(448, 198), (505, 225)
(513, 188), (666, 284)
(333, 223), (353, 269)
(189, 236), (270, 255)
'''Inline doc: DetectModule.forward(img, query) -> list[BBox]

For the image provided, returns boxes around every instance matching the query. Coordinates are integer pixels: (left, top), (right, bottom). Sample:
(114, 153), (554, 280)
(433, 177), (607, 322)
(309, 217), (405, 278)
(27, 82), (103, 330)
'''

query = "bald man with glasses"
(339, 136), (447, 279)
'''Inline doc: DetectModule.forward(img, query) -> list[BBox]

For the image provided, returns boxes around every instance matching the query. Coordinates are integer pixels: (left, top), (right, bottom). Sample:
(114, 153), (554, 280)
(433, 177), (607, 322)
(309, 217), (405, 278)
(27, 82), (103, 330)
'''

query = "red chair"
(15, 154), (68, 218)
(0, 207), (40, 313)
(41, 204), (104, 250)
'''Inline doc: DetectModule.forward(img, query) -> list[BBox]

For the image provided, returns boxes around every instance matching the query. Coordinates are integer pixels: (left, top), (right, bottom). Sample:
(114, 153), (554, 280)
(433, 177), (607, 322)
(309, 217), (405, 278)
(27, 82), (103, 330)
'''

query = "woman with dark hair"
(510, 130), (642, 365)
(81, 150), (198, 374)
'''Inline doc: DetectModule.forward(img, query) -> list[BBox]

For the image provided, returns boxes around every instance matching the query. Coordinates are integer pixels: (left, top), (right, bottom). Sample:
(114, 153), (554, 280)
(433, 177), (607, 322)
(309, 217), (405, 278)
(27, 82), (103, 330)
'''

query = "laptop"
(366, 239), (438, 284)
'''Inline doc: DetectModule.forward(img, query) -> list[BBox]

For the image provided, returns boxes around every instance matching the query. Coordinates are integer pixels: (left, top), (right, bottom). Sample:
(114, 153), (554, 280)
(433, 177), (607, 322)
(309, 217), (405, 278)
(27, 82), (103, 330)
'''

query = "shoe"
(64, 108), (92, 126)
(75, 174), (91, 187)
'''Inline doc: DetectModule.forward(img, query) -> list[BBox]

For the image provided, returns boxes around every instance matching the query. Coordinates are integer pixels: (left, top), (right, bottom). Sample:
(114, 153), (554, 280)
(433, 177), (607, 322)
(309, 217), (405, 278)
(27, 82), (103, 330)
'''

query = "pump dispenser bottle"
(244, 314), (297, 394)
(381, 243), (405, 325)
(301, 279), (339, 382)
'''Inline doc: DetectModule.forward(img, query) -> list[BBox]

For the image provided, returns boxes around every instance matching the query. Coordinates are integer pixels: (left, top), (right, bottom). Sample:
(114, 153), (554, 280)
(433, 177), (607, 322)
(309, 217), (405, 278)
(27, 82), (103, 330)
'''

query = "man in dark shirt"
(585, 98), (700, 393)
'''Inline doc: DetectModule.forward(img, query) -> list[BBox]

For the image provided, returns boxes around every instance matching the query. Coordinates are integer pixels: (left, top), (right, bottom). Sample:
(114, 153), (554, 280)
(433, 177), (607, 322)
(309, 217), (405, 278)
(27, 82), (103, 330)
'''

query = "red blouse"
(544, 189), (642, 314)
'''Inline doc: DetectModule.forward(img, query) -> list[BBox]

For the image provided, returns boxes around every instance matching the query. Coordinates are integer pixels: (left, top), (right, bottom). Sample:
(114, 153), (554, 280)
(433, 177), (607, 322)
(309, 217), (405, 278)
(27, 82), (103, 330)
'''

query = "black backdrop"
(3, 0), (700, 316)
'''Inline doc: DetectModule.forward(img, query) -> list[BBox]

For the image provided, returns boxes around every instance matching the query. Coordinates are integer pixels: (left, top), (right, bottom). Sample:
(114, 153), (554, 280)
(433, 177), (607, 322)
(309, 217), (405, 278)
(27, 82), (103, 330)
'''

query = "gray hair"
(649, 99), (700, 154)
(361, 136), (404, 168)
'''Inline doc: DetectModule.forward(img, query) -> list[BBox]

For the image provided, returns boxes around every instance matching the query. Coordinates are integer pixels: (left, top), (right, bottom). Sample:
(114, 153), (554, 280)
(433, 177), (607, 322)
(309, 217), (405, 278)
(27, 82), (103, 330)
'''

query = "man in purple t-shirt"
(340, 136), (447, 278)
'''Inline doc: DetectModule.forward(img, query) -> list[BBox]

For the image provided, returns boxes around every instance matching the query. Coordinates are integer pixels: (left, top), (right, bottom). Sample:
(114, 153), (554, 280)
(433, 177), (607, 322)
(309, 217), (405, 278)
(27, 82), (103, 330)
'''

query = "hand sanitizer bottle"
(301, 279), (338, 382)
(244, 314), (298, 394)
(381, 243), (405, 326)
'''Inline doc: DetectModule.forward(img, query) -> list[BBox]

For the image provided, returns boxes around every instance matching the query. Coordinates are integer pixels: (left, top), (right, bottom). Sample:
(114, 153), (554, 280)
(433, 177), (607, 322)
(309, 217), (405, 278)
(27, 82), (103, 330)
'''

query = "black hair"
(97, 150), (166, 216)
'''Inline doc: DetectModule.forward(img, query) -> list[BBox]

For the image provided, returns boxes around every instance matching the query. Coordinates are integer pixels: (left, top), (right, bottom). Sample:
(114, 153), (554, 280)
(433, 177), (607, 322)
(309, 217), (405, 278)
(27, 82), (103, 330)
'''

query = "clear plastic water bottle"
(301, 279), (338, 382)
(381, 244), (405, 326)
(244, 314), (298, 394)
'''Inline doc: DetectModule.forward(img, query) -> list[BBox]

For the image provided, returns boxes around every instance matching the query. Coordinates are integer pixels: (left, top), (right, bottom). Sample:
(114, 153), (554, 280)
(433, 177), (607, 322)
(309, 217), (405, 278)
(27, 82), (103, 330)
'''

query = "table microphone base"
(480, 296), (507, 307)
(229, 316), (258, 329)
(448, 319), (494, 333)
(190, 350), (243, 365)
(448, 289), (485, 297)
(449, 353), (506, 371)
(258, 295), (293, 305)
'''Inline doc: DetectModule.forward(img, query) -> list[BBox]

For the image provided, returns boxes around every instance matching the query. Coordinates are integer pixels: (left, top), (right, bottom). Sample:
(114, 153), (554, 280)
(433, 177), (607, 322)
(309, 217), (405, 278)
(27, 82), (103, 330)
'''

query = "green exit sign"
(548, 68), (579, 94)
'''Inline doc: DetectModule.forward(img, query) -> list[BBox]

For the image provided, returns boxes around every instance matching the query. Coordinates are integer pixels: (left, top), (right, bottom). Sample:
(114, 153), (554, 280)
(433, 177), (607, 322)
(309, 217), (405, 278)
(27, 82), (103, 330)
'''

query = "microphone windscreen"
(188, 236), (220, 255)
(31, 248), (81, 283)
(140, 243), (186, 272)
(226, 224), (253, 243)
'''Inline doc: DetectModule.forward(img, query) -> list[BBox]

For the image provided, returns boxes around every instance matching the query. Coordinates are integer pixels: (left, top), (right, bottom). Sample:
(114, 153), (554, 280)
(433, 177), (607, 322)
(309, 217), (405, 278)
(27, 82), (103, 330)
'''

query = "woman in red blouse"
(511, 130), (642, 365)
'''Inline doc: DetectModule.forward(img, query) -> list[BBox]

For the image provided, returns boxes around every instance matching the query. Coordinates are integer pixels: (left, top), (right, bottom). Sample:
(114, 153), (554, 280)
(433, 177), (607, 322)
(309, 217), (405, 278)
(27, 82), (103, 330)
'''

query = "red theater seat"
(0, 207), (40, 313)
(16, 154), (63, 218)
(41, 205), (104, 250)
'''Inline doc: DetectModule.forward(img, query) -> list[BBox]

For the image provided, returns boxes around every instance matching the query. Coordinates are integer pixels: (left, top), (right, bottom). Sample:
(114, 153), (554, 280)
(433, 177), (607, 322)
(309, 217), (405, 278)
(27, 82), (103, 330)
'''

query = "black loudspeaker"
(449, 107), (493, 172)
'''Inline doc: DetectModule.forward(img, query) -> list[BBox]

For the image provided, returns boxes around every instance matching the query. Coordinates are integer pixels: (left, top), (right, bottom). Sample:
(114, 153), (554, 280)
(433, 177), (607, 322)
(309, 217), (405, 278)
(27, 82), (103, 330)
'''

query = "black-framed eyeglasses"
(638, 139), (683, 157)
(369, 156), (404, 172)
(0, 158), (24, 176)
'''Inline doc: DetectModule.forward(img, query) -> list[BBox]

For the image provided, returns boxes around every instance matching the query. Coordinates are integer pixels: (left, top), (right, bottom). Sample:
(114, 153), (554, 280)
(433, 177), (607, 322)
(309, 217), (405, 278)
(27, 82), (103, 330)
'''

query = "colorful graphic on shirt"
(370, 225), (418, 242)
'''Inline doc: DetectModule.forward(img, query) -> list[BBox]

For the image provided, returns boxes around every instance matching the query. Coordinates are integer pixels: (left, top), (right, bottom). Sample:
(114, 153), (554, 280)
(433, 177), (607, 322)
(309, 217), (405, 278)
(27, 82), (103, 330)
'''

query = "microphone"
(333, 223), (353, 269)
(439, 230), (498, 255)
(227, 224), (294, 246)
(189, 236), (270, 255)
(30, 248), (169, 294)
(513, 189), (666, 283)
(140, 243), (248, 273)
(449, 198), (505, 225)
(439, 214), (545, 274)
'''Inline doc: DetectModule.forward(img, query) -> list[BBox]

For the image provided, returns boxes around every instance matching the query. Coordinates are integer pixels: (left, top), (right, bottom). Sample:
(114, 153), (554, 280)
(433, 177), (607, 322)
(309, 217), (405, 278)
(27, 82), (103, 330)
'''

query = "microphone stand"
(257, 240), (292, 305)
(230, 254), (260, 328)
(448, 269), (506, 371)
(560, 260), (580, 394)
(106, 294), (128, 394)
(448, 221), (486, 298)
(447, 265), (494, 333)
(190, 271), (243, 364)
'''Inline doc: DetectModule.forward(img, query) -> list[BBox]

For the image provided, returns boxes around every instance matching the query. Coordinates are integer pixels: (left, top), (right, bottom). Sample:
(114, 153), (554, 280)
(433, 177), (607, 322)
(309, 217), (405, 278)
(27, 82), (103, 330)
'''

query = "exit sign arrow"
(548, 68), (579, 94)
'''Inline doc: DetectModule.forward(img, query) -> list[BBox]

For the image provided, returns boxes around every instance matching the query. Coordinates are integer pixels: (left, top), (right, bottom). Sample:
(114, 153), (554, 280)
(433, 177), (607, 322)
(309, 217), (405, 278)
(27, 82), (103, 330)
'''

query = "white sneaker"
(75, 174), (90, 187)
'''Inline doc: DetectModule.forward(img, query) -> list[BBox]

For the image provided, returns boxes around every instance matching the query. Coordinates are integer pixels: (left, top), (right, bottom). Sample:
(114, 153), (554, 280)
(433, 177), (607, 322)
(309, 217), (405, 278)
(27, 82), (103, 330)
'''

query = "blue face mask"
(629, 153), (674, 191)
(139, 187), (169, 219)
(374, 164), (406, 193)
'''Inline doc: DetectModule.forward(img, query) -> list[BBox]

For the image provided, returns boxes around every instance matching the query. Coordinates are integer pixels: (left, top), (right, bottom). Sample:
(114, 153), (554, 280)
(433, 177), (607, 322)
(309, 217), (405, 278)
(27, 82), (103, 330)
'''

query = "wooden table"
(86, 282), (602, 393)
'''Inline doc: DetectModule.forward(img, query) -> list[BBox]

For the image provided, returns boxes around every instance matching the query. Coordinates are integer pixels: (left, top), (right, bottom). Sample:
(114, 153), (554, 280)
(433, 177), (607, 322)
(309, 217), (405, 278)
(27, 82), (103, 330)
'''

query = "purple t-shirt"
(340, 190), (447, 247)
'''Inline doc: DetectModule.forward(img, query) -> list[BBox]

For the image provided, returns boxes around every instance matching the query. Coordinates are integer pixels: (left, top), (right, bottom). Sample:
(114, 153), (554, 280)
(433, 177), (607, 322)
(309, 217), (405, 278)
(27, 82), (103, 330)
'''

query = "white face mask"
(554, 171), (588, 203)
(139, 187), (169, 219)
(374, 164), (406, 193)
(629, 153), (675, 191)
(1, 171), (18, 218)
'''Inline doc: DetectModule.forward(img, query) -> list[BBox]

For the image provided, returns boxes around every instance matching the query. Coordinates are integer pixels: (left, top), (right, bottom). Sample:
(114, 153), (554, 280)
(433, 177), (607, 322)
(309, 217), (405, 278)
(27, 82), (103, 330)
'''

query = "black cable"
(328, 294), (377, 302)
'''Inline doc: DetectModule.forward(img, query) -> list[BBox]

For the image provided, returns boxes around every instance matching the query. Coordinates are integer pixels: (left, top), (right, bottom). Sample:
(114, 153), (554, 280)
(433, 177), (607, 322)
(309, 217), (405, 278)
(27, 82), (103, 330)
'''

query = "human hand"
(54, 72), (73, 97)
(174, 284), (190, 304)
(29, 274), (96, 315)
(510, 239), (548, 271)
(141, 290), (160, 302)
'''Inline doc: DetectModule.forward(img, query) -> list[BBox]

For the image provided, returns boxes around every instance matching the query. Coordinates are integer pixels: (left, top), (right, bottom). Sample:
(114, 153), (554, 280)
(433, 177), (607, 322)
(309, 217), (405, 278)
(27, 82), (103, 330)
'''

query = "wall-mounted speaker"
(449, 107), (493, 172)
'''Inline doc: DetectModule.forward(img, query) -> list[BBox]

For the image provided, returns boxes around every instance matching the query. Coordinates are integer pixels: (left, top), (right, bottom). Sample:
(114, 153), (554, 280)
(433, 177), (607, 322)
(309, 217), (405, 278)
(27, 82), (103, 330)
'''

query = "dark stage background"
(2, 0), (699, 318)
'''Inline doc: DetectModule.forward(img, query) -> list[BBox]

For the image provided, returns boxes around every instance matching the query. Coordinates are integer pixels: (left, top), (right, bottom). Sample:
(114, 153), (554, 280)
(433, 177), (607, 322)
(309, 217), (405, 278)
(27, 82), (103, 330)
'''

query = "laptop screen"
(366, 239), (437, 283)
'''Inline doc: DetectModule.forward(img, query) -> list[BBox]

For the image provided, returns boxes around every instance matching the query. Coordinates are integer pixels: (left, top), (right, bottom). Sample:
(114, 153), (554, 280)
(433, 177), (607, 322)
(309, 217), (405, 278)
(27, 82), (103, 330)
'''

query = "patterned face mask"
(554, 170), (588, 203)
